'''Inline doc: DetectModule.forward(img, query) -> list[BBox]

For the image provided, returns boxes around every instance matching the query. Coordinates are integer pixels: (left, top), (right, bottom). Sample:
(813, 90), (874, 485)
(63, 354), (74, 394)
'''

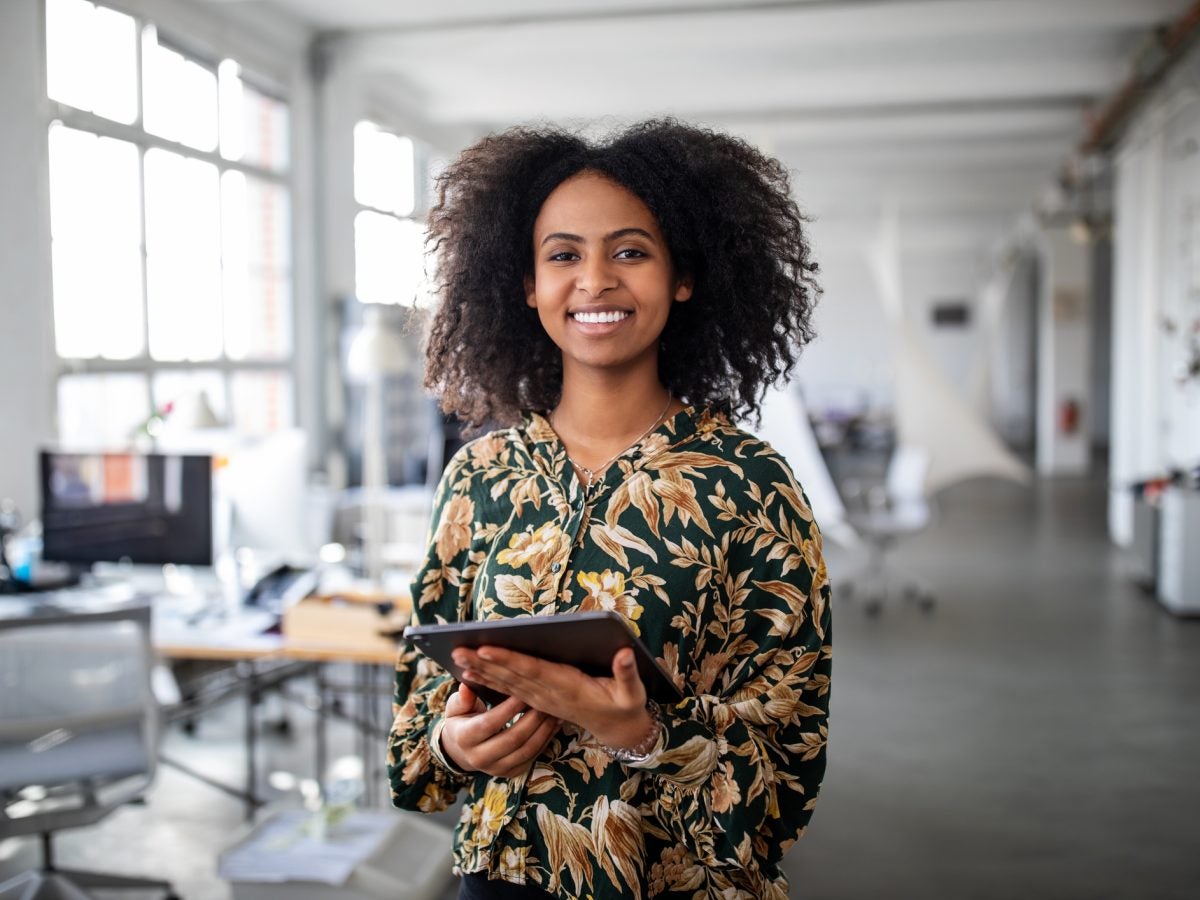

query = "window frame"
(45, 0), (297, 438)
(352, 119), (433, 308)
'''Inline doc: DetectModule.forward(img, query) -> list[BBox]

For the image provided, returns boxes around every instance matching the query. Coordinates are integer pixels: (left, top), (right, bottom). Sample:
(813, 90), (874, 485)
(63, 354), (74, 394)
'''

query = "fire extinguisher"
(1059, 398), (1081, 435)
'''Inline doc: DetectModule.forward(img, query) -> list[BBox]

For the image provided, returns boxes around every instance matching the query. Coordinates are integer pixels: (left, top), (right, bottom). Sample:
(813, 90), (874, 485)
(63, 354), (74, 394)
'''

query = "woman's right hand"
(439, 683), (560, 778)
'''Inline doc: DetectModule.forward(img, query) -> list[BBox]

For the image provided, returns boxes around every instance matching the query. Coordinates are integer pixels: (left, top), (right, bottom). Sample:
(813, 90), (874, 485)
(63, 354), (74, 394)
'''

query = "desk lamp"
(165, 389), (223, 433)
(346, 304), (409, 592)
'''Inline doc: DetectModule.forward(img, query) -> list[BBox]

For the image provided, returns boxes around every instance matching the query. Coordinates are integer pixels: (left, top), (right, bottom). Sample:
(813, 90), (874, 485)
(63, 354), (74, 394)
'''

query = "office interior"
(1, 0), (1198, 898)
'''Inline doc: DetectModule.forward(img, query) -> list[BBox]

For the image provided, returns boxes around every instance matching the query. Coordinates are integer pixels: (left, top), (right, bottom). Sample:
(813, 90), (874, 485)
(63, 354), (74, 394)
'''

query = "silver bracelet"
(601, 701), (663, 763)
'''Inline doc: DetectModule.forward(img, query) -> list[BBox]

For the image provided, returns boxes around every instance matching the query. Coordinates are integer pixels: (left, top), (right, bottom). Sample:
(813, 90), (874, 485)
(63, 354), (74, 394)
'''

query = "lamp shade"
(166, 389), (223, 430)
(346, 305), (410, 381)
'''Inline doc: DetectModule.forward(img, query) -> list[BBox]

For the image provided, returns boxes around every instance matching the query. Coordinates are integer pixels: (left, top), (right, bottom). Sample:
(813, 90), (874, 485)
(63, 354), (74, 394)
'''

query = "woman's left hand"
(452, 645), (656, 752)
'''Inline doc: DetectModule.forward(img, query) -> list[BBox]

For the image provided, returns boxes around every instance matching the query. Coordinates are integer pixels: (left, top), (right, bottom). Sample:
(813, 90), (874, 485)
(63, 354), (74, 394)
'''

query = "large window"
(353, 121), (430, 307)
(46, 0), (293, 445)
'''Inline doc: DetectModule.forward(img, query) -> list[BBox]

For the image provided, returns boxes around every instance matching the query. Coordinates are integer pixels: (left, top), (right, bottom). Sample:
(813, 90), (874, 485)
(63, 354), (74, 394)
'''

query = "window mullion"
(217, 163), (227, 377)
(137, 143), (151, 407)
(60, 357), (286, 375)
(133, 8), (144, 130)
(51, 103), (288, 186)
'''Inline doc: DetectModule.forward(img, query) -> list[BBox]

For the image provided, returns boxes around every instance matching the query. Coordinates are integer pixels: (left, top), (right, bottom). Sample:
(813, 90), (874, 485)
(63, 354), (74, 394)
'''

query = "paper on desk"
(152, 606), (281, 651)
(219, 810), (396, 885)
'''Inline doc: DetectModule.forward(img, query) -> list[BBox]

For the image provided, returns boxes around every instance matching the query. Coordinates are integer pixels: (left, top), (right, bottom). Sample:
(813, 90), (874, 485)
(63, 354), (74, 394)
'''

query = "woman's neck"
(550, 370), (678, 469)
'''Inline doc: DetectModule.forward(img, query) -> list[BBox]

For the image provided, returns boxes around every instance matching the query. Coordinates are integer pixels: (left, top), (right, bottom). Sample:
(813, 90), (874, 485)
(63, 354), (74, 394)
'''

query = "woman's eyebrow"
(539, 227), (655, 247)
(606, 227), (655, 242)
(540, 231), (583, 246)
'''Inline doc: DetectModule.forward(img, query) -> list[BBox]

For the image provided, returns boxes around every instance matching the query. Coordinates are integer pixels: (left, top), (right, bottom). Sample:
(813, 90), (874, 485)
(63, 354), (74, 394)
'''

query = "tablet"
(403, 611), (683, 706)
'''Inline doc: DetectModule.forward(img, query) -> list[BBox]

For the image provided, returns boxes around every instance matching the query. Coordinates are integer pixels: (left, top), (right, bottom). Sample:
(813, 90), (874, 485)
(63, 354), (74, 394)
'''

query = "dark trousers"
(457, 871), (558, 899)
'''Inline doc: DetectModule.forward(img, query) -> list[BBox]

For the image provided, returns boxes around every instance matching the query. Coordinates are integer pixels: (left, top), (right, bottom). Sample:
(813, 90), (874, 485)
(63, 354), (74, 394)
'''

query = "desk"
(3, 580), (413, 818)
(280, 594), (408, 810)
(0, 583), (149, 627)
(154, 592), (410, 817)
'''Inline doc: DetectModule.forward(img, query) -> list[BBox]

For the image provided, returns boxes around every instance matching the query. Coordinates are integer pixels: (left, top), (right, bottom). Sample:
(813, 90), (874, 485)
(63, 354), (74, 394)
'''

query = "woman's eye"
(547, 251), (578, 262)
(615, 248), (647, 259)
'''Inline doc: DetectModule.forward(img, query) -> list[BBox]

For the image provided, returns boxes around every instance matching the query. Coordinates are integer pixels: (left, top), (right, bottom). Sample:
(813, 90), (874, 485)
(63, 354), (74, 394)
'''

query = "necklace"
(551, 391), (673, 492)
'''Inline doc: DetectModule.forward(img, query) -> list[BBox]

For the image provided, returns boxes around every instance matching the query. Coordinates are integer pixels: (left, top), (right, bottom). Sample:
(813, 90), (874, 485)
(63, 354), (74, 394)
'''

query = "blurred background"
(1, 1), (1198, 899)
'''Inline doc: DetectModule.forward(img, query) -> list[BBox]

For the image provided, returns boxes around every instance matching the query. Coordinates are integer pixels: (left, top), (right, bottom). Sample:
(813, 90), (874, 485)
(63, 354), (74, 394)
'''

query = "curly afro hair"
(423, 118), (820, 428)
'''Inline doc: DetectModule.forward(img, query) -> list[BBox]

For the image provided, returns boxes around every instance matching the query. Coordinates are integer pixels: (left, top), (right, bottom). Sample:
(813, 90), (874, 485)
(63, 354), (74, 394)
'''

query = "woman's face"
(526, 171), (691, 381)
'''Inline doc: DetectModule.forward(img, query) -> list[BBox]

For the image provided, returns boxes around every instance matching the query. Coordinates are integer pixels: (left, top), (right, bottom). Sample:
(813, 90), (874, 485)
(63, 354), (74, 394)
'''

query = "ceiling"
(210, 0), (1193, 258)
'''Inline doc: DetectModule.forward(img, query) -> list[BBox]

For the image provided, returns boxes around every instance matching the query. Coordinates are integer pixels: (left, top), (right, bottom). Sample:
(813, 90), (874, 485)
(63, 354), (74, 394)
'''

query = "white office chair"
(842, 444), (936, 616)
(0, 604), (177, 899)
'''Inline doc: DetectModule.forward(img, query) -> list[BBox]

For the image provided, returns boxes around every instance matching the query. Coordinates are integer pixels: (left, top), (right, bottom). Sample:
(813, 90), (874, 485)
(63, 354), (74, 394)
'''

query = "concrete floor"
(2, 473), (1197, 899)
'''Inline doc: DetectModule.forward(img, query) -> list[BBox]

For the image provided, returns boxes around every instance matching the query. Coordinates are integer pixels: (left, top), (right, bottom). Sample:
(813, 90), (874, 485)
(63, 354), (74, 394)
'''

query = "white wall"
(1109, 47), (1200, 545)
(796, 214), (1021, 435)
(1157, 94), (1200, 467)
(791, 243), (896, 417)
(904, 252), (983, 392)
(1036, 228), (1092, 475)
(0, 0), (57, 521)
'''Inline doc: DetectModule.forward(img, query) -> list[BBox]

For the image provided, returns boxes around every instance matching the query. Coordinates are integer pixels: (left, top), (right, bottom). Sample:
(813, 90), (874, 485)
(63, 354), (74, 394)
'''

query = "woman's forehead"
(533, 171), (662, 239)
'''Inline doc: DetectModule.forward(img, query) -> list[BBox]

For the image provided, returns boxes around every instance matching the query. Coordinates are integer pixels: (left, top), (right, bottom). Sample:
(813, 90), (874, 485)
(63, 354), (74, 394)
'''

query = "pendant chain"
(551, 392), (673, 493)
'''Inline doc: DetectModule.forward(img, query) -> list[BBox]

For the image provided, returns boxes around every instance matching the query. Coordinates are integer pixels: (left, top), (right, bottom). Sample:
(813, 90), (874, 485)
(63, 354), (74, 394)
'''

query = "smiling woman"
(524, 172), (693, 389)
(422, 120), (818, 429)
(388, 120), (830, 900)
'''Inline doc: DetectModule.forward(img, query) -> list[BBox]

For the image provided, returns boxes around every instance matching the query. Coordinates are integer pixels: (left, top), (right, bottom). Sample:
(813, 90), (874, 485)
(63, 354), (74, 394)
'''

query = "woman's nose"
(576, 256), (617, 297)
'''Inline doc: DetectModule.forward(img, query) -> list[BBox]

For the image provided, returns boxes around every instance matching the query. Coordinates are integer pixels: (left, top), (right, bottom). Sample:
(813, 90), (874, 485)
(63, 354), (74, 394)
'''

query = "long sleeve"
(633, 461), (832, 891)
(387, 447), (480, 812)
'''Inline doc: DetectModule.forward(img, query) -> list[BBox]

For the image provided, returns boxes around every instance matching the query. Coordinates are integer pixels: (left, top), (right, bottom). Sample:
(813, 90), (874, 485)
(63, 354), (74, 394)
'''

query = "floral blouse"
(388, 406), (832, 899)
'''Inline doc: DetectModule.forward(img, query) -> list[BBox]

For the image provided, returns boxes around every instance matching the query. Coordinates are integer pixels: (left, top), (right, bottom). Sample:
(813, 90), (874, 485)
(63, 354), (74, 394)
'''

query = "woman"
(388, 119), (831, 900)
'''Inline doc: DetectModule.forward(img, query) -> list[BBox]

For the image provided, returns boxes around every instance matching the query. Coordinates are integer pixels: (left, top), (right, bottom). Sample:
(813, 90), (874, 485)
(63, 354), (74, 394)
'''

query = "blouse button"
(551, 562), (561, 573)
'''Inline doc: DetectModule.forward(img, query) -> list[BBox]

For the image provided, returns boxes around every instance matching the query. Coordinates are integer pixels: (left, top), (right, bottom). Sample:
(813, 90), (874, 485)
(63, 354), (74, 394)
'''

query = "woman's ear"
(524, 274), (537, 308)
(674, 275), (694, 302)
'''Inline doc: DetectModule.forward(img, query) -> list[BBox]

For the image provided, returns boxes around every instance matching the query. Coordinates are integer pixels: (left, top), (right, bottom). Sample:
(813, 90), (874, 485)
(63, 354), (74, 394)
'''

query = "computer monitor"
(221, 429), (312, 561)
(40, 450), (214, 567)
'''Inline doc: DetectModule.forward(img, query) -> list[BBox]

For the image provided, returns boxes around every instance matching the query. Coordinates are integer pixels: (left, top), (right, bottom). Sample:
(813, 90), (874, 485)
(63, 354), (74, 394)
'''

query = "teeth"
(573, 310), (630, 324)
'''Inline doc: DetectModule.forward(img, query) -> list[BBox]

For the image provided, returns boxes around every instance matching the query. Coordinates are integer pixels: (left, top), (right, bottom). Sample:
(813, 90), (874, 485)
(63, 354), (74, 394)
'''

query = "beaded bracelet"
(601, 701), (663, 763)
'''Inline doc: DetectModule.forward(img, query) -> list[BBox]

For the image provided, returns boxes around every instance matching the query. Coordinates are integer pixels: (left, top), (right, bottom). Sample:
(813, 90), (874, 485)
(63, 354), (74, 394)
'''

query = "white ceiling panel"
(205, 0), (1193, 245)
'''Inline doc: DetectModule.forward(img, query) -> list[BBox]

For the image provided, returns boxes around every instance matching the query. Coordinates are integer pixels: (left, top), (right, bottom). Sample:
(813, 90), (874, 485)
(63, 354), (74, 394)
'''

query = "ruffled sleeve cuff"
(428, 715), (471, 778)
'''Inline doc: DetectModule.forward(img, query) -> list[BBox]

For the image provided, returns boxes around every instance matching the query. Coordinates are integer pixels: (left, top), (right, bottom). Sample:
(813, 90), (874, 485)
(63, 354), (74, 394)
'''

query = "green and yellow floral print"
(388, 406), (832, 899)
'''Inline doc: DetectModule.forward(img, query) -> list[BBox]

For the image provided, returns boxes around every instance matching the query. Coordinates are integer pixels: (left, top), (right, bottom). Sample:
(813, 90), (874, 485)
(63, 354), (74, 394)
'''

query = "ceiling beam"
(330, 0), (1182, 38)
(797, 168), (1051, 213)
(328, 0), (971, 37)
(411, 58), (1120, 124)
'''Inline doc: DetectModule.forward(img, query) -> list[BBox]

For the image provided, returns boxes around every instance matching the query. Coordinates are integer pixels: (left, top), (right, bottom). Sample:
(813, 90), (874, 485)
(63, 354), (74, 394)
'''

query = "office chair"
(0, 603), (178, 900)
(841, 444), (936, 617)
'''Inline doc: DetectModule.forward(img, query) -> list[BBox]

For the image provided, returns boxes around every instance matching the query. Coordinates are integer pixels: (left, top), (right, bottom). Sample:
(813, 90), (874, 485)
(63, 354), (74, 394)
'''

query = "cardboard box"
(222, 809), (454, 900)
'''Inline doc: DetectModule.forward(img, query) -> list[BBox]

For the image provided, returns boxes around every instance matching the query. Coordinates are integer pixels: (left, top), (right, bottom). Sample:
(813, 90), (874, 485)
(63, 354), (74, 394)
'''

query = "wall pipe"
(1081, 0), (1200, 155)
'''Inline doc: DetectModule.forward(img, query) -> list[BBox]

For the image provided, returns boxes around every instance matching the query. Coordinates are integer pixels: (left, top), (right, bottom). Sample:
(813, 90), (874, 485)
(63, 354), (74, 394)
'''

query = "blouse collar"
(518, 405), (726, 499)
